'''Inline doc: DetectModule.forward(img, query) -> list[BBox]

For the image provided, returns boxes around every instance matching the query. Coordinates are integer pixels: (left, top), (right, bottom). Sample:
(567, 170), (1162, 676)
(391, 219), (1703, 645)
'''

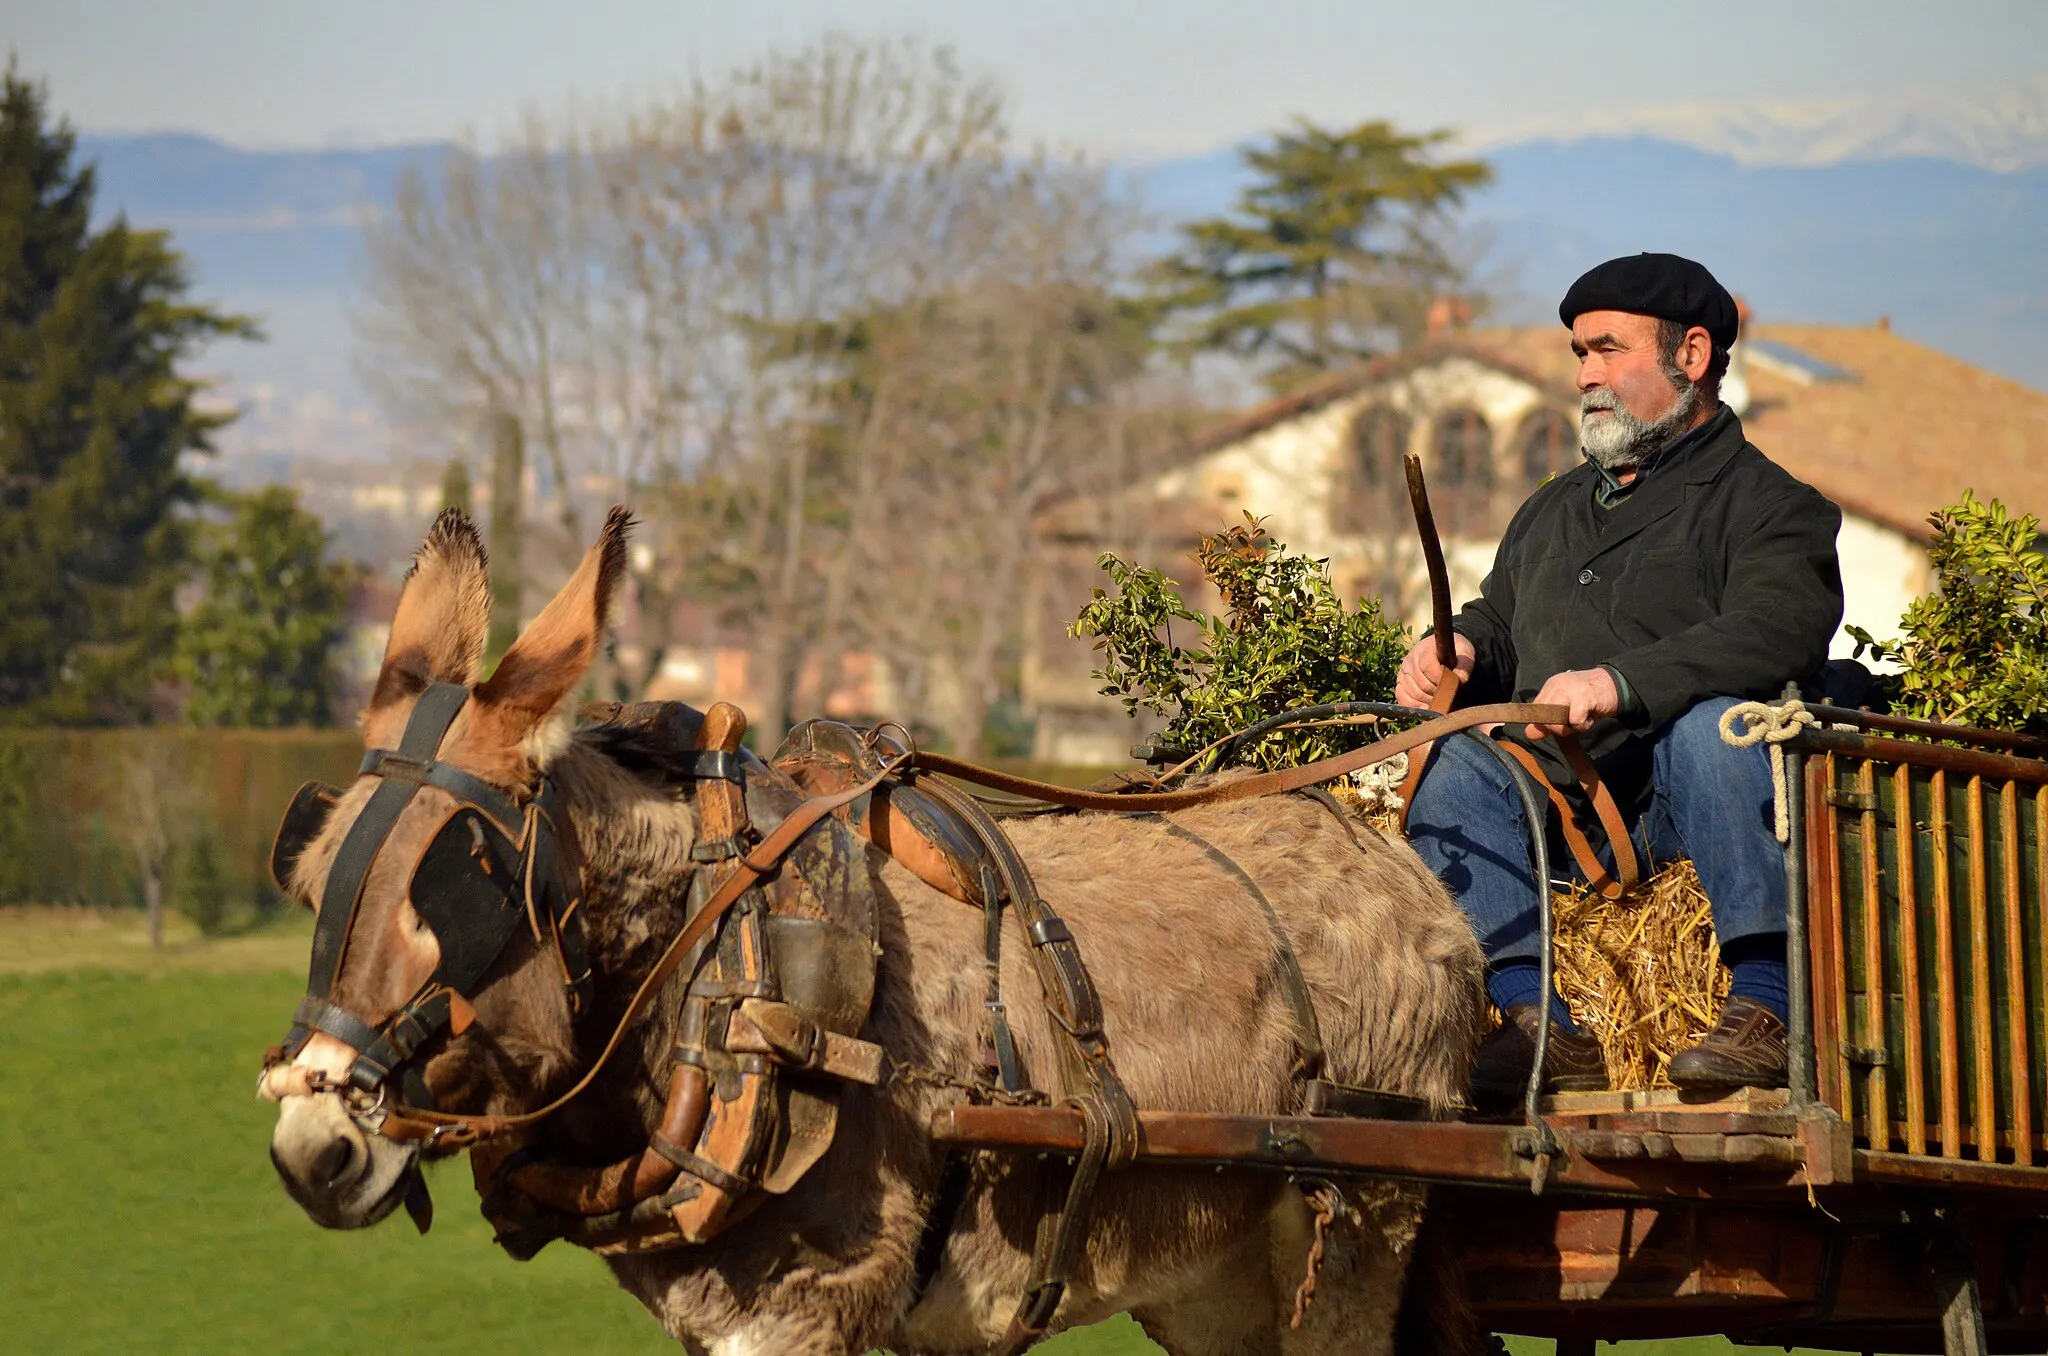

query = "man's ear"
(370, 509), (493, 712)
(1678, 324), (1715, 384)
(474, 506), (633, 760)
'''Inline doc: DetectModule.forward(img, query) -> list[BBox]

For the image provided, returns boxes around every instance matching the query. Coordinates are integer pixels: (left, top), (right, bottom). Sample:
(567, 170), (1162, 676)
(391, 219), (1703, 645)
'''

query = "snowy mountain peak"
(1473, 77), (2048, 172)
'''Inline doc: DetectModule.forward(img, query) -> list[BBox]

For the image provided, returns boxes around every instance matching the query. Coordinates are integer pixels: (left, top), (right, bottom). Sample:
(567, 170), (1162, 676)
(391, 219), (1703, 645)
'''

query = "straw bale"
(1548, 862), (1729, 1089)
(1330, 784), (1726, 1089)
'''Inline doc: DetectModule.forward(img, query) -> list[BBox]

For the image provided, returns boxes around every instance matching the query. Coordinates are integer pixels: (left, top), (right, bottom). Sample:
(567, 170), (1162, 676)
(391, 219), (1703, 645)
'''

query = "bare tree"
(354, 35), (1192, 753)
(109, 738), (195, 950)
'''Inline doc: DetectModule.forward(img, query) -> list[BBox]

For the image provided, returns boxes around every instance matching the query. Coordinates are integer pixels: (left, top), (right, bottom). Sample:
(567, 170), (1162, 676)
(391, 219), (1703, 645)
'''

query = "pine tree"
(0, 67), (256, 723)
(177, 487), (351, 727)
(1152, 119), (1492, 391)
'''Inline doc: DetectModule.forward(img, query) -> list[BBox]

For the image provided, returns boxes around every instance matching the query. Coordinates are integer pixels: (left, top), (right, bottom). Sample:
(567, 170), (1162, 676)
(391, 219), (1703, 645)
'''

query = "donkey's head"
(264, 507), (631, 1230)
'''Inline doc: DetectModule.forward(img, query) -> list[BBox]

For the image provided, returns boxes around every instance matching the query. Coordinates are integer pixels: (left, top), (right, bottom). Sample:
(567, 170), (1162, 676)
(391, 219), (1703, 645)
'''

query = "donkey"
(263, 509), (1488, 1356)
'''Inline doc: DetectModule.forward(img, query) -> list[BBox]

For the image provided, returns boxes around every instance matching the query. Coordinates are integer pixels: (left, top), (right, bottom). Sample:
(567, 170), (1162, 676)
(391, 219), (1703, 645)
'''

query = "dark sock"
(1486, 962), (1579, 1034)
(1721, 933), (1790, 1023)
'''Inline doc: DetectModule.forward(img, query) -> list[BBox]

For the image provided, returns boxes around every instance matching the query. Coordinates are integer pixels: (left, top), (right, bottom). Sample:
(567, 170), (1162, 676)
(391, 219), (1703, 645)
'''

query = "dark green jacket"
(1452, 407), (1844, 807)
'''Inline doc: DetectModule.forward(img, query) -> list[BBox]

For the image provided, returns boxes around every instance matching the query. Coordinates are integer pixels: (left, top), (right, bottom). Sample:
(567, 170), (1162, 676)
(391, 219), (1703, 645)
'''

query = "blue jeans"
(1408, 696), (1785, 965)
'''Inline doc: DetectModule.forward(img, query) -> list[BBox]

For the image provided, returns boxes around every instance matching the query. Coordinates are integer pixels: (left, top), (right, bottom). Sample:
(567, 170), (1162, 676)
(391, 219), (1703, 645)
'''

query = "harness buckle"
(376, 753), (433, 784)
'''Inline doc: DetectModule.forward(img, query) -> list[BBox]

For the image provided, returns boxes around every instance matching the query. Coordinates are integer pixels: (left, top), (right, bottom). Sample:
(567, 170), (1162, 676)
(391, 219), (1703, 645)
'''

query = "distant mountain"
(73, 128), (2048, 472)
(1472, 77), (2048, 173)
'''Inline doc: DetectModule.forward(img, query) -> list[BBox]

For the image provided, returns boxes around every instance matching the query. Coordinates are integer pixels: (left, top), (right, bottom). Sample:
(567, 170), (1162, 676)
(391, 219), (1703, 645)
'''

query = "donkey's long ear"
(474, 506), (633, 762)
(370, 509), (493, 711)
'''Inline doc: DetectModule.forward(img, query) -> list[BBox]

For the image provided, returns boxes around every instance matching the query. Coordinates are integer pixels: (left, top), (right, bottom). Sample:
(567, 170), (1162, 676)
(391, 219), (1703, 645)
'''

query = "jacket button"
(1577, 568), (1595, 585)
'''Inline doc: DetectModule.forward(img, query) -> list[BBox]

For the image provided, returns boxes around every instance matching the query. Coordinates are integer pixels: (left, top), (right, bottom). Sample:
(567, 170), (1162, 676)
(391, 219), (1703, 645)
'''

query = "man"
(1396, 252), (1843, 1103)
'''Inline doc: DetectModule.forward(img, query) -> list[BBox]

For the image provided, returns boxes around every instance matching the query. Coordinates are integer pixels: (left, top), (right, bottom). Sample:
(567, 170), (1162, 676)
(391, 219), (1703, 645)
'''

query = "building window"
(1512, 409), (1577, 488)
(1334, 405), (1409, 534)
(1431, 407), (1495, 534)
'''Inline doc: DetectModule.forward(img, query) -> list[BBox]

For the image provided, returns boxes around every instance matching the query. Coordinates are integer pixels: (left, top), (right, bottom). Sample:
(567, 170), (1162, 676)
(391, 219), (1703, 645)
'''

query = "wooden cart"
(935, 704), (2048, 1355)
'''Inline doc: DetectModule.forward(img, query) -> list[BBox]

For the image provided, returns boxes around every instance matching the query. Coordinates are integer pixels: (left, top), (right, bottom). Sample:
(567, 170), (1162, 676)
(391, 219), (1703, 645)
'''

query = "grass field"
(0, 909), (1822, 1355)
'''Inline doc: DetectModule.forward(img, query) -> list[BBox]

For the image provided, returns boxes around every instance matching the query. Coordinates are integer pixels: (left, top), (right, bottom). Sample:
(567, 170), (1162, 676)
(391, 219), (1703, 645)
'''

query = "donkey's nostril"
(310, 1135), (362, 1192)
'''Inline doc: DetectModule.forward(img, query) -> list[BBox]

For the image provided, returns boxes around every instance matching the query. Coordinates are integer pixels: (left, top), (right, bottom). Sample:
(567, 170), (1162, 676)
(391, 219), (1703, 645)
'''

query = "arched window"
(1512, 409), (1577, 488)
(1333, 405), (1409, 535)
(1431, 407), (1495, 534)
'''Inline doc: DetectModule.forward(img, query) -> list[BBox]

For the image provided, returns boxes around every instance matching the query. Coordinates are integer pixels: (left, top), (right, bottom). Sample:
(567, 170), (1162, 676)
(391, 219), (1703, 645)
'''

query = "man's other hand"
(1395, 632), (1477, 708)
(1523, 668), (1620, 740)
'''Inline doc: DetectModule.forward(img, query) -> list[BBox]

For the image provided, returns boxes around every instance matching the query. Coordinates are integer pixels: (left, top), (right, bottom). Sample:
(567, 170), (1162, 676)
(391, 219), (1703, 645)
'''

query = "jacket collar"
(1580, 405), (1744, 564)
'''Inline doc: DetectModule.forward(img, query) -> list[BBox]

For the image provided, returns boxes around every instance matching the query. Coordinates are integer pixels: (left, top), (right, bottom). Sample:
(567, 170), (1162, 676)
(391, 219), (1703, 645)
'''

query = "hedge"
(0, 728), (359, 916)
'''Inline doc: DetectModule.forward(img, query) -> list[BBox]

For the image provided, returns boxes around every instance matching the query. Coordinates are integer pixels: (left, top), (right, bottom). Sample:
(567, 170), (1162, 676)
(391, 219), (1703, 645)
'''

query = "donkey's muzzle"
(269, 1091), (415, 1230)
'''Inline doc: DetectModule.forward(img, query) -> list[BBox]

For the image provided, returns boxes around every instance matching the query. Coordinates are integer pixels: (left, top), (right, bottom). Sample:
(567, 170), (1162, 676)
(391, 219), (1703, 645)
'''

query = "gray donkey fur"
(542, 741), (1488, 1356)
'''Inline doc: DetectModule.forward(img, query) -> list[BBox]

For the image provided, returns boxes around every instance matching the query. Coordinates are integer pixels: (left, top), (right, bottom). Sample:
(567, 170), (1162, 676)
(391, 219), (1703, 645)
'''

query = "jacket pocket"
(1612, 548), (1715, 642)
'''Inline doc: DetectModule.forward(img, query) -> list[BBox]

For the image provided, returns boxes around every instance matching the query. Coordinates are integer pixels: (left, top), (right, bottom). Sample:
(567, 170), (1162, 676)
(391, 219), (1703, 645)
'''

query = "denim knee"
(1408, 732), (1547, 961)
(1655, 697), (1774, 793)
(1409, 730), (1522, 823)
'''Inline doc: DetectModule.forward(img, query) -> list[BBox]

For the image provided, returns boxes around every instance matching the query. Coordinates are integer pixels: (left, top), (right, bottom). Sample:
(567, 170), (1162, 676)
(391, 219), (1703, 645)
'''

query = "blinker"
(408, 806), (530, 992)
(270, 780), (342, 905)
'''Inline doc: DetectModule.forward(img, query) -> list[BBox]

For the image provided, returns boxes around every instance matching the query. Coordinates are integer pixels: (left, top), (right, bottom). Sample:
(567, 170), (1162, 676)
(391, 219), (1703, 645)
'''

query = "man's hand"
(1523, 668), (1620, 740)
(1395, 632), (1476, 708)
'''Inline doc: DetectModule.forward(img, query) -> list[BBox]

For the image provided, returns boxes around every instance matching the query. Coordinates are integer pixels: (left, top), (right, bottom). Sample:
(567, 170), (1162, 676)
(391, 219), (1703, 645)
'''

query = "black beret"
(1559, 252), (1739, 350)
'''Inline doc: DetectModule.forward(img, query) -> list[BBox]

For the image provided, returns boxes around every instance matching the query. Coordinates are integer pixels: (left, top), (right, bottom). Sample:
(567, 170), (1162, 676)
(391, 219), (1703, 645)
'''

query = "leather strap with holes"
(1496, 737), (1641, 901)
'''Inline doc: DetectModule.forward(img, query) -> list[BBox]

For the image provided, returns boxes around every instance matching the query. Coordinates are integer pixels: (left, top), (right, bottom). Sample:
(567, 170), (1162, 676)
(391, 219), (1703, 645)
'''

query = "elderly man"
(1398, 253), (1843, 1103)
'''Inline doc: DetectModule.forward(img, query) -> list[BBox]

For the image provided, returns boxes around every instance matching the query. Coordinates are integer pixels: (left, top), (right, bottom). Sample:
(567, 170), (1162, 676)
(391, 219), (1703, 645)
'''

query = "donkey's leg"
(1127, 1202), (1288, 1356)
(1269, 1181), (1429, 1356)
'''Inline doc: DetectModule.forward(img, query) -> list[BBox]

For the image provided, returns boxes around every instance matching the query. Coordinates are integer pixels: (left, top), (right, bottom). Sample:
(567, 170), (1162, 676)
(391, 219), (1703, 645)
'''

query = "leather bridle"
(264, 681), (593, 1117)
(263, 685), (902, 1154)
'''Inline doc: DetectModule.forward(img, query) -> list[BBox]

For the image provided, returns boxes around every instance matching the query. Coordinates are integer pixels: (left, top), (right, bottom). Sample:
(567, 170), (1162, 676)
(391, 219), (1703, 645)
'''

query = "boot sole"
(1666, 1066), (1787, 1092)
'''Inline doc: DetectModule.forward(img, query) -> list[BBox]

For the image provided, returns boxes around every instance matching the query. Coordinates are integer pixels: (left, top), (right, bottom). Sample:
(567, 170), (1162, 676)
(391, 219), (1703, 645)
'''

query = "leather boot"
(1666, 996), (1789, 1091)
(1471, 1004), (1609, 1108)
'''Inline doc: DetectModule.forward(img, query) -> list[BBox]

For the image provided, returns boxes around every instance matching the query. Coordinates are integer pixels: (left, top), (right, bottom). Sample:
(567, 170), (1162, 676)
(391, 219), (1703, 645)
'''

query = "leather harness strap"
(1147, 815), (1325, 1085)
(909, 701), (1563, 811)
(1388, 689), (1643, 901)
(1497, 738), (1642, 901)
(375, 755), (908, 1147)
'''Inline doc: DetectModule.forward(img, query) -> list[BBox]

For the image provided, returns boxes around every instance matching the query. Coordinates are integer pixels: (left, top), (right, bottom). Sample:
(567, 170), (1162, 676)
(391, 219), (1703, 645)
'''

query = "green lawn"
(0, 958), (1166, 1353)
(0, 919), (1851, 1355)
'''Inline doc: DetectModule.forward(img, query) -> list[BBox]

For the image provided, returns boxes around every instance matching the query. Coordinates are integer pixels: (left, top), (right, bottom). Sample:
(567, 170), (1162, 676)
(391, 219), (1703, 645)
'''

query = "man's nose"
(1577, 356), (1603, 392)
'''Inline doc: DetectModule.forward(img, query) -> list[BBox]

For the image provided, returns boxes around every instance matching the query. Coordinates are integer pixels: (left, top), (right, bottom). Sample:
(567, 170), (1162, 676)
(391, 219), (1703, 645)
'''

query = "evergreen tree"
(1152, 119), (1491, 391)
(177, 487), (351, 727)
(0, 67), (255, 723)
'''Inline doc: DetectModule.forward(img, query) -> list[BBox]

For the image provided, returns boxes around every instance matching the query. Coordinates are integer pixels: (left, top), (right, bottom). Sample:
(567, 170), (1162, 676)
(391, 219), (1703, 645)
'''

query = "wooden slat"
(2006, 782), (2033, 1165)
(1897, 764), (1927, 1155)
(2039, 790), (2048, 1156)
(1824, 754), (1855, 1114)
(1859, 759), (1889, 1150)
(1969, 776), (1998, 1162)
(1933, 769), (1962, 1157)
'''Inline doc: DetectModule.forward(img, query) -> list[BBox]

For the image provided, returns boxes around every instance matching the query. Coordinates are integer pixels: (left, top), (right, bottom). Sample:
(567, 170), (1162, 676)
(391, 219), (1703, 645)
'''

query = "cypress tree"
(0, 66), (255, 723)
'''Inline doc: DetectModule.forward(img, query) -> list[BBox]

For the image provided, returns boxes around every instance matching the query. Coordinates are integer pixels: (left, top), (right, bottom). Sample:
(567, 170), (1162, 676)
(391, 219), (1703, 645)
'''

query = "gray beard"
(1579, 374), (1701, 471)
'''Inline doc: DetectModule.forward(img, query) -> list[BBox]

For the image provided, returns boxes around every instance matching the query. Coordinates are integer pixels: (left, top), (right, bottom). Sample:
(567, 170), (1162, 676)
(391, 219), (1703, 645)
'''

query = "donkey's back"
(865, 786), (1484, 1355)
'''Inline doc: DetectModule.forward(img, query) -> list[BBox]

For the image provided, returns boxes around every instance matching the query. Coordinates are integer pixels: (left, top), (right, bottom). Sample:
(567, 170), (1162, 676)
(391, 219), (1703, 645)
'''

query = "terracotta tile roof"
(1463, 324), (2048, 540)
(1171, 339), (1575, 461)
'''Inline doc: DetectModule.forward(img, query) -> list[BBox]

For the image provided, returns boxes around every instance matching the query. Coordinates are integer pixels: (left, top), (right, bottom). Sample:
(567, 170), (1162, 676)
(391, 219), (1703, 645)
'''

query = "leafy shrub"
(168, 828), (229, 936)
(1070, 515), (1410, 770)
(1847, 491), (2048, 735)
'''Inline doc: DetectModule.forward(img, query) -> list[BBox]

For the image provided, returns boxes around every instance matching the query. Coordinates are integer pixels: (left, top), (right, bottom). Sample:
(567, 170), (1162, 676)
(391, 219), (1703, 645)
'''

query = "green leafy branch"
(1070, 515), (1410, 770)
(1846, 490), (2048, 735)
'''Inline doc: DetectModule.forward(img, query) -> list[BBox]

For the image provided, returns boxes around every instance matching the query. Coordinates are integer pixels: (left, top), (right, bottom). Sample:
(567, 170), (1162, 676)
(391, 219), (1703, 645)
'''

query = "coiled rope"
(1717, 698), (1818, 842)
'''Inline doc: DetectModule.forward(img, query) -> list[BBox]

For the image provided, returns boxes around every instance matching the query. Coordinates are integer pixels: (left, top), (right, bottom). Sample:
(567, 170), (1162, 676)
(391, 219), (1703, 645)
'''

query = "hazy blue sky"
(7, 0), (2046, 158)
